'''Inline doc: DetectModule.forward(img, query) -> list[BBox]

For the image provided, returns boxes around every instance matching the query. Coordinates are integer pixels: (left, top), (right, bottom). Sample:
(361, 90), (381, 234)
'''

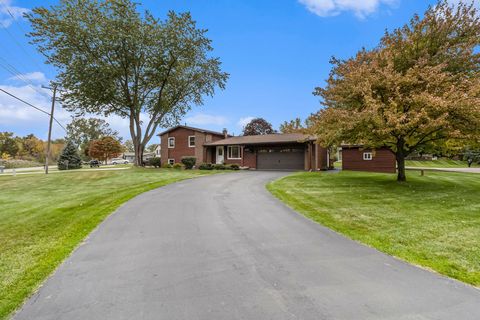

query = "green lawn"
(406, 159), (479, 168)
(267, 171), (480, 286)
(0, 168), (216, 319)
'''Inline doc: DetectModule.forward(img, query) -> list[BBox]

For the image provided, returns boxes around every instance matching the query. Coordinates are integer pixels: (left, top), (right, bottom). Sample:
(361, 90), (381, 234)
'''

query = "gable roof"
(157, 125), (228, 137)
(204, 133), (315, 146)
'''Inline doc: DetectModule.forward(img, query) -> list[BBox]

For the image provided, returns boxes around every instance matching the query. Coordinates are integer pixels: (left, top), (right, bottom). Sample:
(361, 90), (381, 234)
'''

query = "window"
(188, 136), (195, 147)
(363, 152), (373, 161)
(168, 158), (175, 165)
(227, 146), (241, 159)
(168, 137), (175, 148)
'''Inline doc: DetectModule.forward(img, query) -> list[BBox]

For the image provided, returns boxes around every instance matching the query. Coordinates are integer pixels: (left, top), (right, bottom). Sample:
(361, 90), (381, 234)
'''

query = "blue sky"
(0, 0), (465, 142)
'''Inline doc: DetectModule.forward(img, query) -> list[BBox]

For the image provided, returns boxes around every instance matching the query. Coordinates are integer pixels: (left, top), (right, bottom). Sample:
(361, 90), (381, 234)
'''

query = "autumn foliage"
(311, 1), (480, 181)
(88, 137), (124, 164)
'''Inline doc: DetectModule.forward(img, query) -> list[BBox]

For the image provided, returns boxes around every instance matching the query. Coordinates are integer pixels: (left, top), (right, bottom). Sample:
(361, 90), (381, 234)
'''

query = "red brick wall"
(160, 128), (224, 164)
(342, 148), (396, 173)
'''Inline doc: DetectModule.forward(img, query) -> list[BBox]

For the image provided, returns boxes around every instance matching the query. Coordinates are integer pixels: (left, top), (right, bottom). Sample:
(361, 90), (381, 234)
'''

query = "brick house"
(158, 125), (329, 170)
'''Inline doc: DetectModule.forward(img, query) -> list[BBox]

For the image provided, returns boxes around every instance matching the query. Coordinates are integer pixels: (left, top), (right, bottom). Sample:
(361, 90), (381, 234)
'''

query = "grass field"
(267, 171), (480, 287)
(0, 168), (216, 319)
(406, 159), (479, 168)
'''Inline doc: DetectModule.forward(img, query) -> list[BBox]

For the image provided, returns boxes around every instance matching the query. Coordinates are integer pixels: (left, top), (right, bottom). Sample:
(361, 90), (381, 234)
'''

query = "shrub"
(213, 164), (226, 170)
(2, 159), (43, 169)
(161, 163), (172, 169)
(181, 156), (196, 169)
(229, 164), (240, 170)
(57, 141), (82, 170)
(173, 163), (184, 170)
(198, 163), (213, 170)
(148, 157), (161, 168)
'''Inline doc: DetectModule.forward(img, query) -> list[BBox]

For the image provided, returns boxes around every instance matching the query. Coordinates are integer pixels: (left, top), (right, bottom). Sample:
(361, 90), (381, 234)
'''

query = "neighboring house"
(341, 145), (396, 173)
(154, 145), (161, 157)
(158, 125), (329, 170)
(123, 152), (156, 163)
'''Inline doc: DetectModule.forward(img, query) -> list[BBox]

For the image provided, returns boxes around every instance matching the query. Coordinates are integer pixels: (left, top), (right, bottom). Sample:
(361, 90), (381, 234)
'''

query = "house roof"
(204, 133), (315, 146)
(157, 125), (228, 137)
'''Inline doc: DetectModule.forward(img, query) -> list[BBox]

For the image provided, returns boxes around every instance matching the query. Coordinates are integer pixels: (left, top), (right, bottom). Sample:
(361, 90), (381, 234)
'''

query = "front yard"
(0, 168), (215, 319)
(267, 171), (480, 286)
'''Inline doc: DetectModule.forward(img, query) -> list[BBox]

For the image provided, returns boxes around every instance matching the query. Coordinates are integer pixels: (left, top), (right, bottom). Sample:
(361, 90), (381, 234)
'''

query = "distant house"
(158, 125), (329, 170)
(123, 152), (156, 163)
(341, 145), (396, 173)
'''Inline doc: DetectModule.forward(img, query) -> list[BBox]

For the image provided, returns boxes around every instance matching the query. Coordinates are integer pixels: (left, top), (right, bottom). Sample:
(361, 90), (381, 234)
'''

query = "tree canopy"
(242, 118), (276, 136)
(27, 0), (228, 165)
(311, 0), (480, 181)
(88, 136), (124, 164)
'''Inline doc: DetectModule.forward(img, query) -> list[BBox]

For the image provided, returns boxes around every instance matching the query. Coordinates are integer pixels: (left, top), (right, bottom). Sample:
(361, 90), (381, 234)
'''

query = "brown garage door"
(257, 148), (304, 170)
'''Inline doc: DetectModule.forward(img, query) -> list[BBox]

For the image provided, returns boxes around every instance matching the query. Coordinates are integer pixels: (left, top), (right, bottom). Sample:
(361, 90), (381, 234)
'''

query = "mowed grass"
(0, 168), (216, 319)
(267, 171), (480, 286)
(406, 159), (479, 168)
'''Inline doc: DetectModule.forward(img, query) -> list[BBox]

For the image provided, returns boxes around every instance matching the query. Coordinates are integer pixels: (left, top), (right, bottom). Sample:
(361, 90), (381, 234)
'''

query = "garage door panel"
(257, 151), (304, 170)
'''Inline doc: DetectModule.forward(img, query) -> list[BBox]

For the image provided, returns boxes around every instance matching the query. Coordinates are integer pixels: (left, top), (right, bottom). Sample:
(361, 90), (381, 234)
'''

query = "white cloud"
(299, 0), (398, 19)
(0, 0), (29, 28)
(237, 116), (255, 128)
(9, 72), (48, 84)
(185, 113), (228, 126)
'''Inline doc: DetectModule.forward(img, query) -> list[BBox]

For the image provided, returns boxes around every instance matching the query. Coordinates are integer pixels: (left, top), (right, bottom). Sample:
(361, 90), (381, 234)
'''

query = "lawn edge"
(7, 171), (219, 320)
(265, 172), (480, 291)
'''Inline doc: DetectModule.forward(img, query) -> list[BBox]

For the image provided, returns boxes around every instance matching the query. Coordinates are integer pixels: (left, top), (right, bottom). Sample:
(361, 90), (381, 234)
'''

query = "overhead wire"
(0, 87), (67, 132)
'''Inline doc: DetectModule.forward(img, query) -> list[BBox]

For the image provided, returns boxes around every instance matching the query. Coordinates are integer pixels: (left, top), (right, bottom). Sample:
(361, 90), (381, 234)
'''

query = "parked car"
(110, 158), (129, 165)
(89, 160), (101, 168)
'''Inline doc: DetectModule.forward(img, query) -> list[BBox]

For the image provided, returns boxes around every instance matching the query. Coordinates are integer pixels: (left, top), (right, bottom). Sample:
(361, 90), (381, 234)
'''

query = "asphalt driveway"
(15, 171), (480, 320)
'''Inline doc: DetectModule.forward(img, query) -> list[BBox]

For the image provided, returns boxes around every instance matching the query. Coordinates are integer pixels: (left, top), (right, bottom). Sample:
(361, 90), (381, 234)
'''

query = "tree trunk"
(396, 151), (407, 182)
(134, 143), (143, 166)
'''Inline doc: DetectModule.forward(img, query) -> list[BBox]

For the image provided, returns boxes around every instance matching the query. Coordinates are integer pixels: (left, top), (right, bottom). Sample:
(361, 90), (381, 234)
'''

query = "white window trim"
(363, 152), (373, 161)
(168, 158), (175, 165)
(227, 146), (242, 160)
(188, 135), (195, 148)
(168, 137), (175, 148)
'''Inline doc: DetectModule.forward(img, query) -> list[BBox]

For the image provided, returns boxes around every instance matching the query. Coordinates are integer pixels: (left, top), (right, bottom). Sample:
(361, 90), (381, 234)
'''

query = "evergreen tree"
(57, 141), (82, 170)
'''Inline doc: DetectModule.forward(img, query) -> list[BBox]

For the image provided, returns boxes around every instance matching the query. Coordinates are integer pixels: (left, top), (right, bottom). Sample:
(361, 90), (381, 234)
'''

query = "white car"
(110, 158), (129, 165)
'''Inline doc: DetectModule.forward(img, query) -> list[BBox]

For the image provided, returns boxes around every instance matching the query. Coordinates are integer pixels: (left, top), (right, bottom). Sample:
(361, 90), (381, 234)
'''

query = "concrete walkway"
(14, 172), (480, 320)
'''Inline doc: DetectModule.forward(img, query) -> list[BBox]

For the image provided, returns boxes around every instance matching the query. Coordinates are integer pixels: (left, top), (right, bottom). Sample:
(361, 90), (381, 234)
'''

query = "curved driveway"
(15, 171), (480, 320)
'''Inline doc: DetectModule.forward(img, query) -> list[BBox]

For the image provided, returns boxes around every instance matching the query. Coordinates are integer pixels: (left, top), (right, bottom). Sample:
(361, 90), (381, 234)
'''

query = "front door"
(216, 146), (224, 164)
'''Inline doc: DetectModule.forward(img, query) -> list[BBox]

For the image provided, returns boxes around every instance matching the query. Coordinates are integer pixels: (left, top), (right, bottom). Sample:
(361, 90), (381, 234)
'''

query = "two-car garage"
(256, 147), (305, 170)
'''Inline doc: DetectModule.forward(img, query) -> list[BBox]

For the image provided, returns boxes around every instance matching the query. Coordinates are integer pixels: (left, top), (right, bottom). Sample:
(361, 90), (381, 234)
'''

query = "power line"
(0, 3), (49, 76)
(0, 87), (67, 132)
(0, 57), (53, 99)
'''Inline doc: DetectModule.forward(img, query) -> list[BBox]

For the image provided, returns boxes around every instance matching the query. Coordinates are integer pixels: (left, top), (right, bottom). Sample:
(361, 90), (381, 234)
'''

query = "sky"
(0, 0), (473, 143)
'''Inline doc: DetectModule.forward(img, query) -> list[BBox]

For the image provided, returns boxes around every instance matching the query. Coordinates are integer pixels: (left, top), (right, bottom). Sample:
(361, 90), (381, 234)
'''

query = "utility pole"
(43, 84), (57, 174)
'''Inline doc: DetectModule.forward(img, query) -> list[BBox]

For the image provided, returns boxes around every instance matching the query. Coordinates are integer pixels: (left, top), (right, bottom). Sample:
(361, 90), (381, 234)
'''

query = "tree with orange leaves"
(312, 1), (480, 181)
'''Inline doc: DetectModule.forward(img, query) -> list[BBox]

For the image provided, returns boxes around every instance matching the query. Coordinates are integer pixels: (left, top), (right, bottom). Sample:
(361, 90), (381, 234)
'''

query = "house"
(123, 152), (156, 163)
(158, 125), (329, 170)
(341, 145), (396, 173)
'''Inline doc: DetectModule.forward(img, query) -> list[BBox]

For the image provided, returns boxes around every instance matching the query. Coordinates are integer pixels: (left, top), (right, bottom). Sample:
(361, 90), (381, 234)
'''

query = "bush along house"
(158, 125), (329, 170)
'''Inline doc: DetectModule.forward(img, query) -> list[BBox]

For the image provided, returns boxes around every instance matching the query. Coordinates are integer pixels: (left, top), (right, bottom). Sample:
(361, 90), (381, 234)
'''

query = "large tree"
(27, 0), (228, 166)
(312, 1), (480, 181)
(242, 118), (275, 136)
(88, 136), (124, 164)
(66, 117), (120, 148)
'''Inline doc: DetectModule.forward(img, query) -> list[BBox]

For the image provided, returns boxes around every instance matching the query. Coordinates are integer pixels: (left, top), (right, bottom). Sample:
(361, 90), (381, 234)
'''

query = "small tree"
(242, 118), (275, 136)
(88, 137), (124, 164)
(57, 141), (82, 170)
